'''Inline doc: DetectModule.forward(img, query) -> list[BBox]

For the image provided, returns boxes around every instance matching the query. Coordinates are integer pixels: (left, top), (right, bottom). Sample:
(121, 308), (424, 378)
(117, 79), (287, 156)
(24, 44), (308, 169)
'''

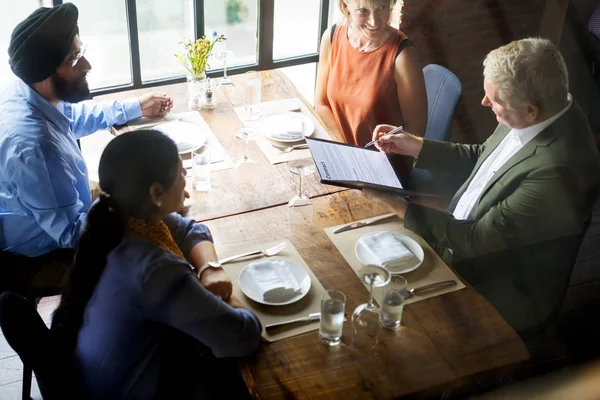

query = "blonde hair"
(338, 0), (401, 25)
(483, 37), (568, 114)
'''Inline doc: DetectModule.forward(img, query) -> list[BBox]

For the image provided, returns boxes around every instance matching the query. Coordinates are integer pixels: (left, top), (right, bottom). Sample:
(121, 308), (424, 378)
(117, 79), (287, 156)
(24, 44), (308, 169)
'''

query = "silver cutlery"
(272, 143), (309, 153)
(217, 241), (288, 265)
(363, 125), (404, 148)
(265, 312), (321, 330)
(332, 214), (397, 234)
(404, 280), (457, 300)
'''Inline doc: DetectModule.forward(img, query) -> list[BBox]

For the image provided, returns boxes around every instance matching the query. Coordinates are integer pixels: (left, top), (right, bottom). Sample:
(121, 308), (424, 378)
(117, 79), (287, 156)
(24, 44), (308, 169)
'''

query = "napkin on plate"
(246, 261), (302, 302)
(362, 232), (417, 270)
(269, 114), (304, 141)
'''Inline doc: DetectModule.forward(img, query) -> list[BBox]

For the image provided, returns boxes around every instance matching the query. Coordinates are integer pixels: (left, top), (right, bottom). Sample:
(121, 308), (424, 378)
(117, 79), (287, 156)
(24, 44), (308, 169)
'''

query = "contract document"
(305, 137), (412, 194)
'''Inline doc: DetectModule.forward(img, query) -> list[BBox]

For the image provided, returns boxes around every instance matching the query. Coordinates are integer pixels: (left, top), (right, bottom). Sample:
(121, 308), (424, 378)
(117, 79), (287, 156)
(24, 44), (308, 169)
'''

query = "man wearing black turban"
(0, 4), (174, 296)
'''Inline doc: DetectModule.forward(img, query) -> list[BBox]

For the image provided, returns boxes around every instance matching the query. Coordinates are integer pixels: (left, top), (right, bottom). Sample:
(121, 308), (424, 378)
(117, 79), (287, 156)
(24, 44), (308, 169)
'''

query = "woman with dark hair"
(51, 130), (261, 399)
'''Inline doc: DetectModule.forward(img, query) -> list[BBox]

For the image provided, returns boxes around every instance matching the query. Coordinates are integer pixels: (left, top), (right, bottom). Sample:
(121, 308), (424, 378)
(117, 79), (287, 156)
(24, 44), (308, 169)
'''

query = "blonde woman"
(315, 0), (427, 151)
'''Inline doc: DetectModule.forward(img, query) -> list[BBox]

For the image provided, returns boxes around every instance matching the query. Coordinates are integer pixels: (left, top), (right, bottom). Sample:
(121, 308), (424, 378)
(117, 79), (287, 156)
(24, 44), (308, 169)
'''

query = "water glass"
(244, 71), (261, 120)
(320, 290), (346, 346)
(192, 145), (211, 191)
(379, 275), (407, 329)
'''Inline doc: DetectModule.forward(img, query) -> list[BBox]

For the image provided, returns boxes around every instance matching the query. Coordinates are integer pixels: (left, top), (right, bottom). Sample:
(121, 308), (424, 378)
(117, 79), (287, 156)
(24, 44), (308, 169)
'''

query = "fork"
(272, 143), (309, 153)
(217, 241), (288, 265)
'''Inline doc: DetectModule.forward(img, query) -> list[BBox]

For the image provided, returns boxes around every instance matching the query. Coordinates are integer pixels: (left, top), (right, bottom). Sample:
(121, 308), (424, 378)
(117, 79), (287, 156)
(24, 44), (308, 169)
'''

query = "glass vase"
(187, 72), (206, 110)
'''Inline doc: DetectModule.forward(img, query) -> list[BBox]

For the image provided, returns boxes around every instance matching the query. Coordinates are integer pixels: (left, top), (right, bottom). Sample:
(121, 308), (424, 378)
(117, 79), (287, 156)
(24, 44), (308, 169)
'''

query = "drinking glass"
(192, 144), (211, 191)
(287, 159), (316, 207)
(352, 265), (391, 350)
(243, 71), (262, 120)
(234, 127), (257, 167)
(320, 290), (346, 346)
(216, 50), (235, 85)
(379, 275), (407, 329)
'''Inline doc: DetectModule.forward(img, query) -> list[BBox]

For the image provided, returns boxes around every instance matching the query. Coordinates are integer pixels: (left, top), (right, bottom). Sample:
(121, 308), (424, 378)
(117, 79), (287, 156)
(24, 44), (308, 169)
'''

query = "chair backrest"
(0, 291), (85, 399)
(423, 64), (462, 141)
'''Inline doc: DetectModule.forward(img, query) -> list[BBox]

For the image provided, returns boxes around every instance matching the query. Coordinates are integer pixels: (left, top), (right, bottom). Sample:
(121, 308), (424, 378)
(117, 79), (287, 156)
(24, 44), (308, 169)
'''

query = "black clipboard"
(305, 137), (440, 197)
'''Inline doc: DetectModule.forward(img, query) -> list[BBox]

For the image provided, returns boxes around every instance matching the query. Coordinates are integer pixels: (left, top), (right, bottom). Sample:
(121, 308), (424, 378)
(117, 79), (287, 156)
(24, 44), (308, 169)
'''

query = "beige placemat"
(233, 98), (332, 164)
(116, 111), (234, 172)
(219, 239), (326, 342)
(324, 215), (465, 305)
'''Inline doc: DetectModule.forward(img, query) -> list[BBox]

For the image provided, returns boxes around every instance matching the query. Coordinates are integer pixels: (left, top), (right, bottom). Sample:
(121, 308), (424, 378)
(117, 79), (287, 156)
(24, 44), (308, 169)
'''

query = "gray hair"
(483, 37), (569, 114)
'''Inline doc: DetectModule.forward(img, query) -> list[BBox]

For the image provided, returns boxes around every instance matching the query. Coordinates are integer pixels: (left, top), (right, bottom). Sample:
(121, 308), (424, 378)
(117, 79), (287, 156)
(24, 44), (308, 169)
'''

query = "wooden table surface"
(94, 70), (343, 222)
(204, 190), (529, 399)
(96, 69), (529, 398)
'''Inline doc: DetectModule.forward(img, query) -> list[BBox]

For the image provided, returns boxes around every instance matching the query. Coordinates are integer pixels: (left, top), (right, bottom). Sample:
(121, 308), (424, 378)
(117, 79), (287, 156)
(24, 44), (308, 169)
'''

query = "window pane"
(204, 0), (258, 70)
(0, 0), (53, 87)
(273, 0), (320, 60)
(137, 0), (194, 82)
(328, 0), (343, 26)
(280, 63), (317, 106)
(67, 0), (132, 89)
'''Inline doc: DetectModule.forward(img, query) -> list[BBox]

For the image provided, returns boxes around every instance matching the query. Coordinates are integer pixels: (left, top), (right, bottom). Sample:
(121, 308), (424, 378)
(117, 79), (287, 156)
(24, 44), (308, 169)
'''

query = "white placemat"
(219, 240), (327, 343)
(109, 111), (233, 173)
(324, 215), (466, 305)
(233, 98), (332, 164)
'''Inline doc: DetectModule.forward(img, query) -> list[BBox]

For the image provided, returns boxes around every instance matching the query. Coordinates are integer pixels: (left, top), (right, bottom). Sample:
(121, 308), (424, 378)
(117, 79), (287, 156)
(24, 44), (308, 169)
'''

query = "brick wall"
(399, 0), (545, 143)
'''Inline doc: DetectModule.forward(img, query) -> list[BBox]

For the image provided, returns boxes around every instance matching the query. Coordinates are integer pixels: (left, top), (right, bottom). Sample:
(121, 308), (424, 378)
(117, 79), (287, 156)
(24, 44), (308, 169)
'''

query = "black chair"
(0, 292), (84, 400)
(0, 251), (65, 400)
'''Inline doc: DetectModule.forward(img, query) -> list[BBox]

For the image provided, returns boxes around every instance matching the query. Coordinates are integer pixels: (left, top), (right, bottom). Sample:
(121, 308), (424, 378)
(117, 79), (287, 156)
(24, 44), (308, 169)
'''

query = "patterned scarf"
(125, 217), (185, 260)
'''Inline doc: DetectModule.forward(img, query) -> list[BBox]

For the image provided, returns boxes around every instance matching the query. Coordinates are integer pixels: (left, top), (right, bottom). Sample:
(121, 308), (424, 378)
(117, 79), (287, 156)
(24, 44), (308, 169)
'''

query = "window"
(137, 0), (194, 82)
(1, 1), (330, 94)
(328, 0), (343, 27)
(0, 0), (53, 87)
(273, 0), (321, 60)
(280, 63), (317, 106)
(67, 0), (132, 89)
(204, 0), (259, 71)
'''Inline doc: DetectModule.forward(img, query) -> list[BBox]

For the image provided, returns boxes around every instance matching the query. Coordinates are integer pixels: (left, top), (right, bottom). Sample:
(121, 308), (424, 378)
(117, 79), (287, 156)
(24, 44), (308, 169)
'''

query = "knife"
(265, 312), (321, 330)
(404, 280), (457, 300)
(332, 214), (397, 234)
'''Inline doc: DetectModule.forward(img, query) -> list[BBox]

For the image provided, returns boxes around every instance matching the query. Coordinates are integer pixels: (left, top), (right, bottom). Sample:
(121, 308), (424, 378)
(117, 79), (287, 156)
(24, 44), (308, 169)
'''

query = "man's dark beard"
(51, 73), (90, 103)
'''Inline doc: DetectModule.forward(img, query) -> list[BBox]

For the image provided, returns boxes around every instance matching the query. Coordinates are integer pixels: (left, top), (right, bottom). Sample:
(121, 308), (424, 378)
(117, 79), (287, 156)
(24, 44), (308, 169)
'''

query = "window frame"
(52, 0), (330, 96)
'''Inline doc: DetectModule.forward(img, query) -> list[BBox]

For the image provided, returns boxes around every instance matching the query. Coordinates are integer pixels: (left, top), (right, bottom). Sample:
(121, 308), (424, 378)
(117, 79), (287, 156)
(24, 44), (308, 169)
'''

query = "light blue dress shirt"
(0, 79), (142, 257)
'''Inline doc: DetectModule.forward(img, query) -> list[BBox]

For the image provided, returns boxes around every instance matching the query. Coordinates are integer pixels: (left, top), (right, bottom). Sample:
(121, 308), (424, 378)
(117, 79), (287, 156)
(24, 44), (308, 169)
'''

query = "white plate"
(238, 259), (312, 306)
(153, 120), (207, 154)
(355, 231), (424, 274)
(259, 112), (315, 143)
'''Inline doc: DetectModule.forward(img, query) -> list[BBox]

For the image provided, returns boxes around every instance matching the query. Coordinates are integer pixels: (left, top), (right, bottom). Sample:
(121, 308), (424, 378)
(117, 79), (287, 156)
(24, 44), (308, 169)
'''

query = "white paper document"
(306, 138), (403, 189)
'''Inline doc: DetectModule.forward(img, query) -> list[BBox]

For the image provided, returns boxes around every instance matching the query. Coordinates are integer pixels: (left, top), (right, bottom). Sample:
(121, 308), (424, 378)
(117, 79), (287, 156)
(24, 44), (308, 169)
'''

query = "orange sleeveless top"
(327, 24), (408, 147)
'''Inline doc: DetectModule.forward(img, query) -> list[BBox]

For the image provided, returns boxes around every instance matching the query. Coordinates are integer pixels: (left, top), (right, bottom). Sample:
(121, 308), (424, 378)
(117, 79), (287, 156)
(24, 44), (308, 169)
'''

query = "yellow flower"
(175, 33), (226, 76)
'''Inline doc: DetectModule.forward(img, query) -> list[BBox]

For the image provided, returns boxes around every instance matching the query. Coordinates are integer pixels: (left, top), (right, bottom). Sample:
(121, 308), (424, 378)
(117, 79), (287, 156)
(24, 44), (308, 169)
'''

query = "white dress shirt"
(452, 94), (573, 220)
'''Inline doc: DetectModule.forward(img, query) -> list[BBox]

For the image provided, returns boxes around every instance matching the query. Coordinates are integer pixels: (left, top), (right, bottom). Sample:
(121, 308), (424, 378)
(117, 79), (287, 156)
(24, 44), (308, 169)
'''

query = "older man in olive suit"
(367, 38), (600, 339)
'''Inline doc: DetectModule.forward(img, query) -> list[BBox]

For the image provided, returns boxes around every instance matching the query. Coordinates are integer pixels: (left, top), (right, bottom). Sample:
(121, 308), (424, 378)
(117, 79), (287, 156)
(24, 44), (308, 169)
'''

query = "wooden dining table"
(95, 69), (529, 399)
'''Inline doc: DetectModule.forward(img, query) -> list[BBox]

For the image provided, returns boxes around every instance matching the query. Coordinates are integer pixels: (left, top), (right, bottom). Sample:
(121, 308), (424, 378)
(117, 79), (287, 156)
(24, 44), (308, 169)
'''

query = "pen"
(364, 125), (404, 148)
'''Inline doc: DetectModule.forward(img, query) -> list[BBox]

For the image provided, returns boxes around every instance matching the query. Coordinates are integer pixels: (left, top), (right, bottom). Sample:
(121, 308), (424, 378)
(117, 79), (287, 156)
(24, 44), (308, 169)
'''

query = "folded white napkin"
(285, 114), (304, 134)
(246, 261), (302, 302)
(362, 232), (417, 270)
(268, 114), (304, 141)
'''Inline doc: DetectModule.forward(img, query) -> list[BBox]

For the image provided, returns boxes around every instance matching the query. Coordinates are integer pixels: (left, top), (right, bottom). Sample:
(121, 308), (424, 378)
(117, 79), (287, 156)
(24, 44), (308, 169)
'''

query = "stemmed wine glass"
(287, 159), (316, 207)
(352, 265), (391, 351)
(235, 127), (257, 167)
(215, 50), (235, 85)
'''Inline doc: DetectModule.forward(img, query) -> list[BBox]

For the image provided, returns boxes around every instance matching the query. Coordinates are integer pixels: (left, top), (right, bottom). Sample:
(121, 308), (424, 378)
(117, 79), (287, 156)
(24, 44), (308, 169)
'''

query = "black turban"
(8, 3), (79, 84)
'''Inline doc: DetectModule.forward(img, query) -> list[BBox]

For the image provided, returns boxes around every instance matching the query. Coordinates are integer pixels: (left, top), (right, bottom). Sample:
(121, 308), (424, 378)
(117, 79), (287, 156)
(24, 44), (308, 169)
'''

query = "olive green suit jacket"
(405, 102), (600, 337)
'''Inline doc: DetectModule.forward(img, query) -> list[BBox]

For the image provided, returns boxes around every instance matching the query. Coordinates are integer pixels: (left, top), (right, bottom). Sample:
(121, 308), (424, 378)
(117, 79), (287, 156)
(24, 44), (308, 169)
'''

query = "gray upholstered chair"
(410, 64), (462, 190)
